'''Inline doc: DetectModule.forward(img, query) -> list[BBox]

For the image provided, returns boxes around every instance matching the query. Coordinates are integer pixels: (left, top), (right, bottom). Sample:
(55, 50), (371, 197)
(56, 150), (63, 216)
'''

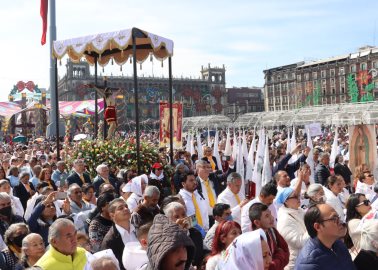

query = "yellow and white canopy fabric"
(52, 28), (174, 66)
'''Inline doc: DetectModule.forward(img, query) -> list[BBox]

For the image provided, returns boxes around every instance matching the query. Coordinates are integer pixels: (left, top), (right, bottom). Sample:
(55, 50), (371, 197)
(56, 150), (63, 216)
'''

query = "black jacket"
(201, 156), (219, 171)
(314, 163), (331, 186)
(354, 249), (378, 270)
(334, 163), (352, 185)
(101, 224), (129, 270)
(13, 183), (35, 211)
(272, 153), (307, 180)
(93, 175), (119, 197)
(66, 172), (92, 187)
(196, 165), (236, 199)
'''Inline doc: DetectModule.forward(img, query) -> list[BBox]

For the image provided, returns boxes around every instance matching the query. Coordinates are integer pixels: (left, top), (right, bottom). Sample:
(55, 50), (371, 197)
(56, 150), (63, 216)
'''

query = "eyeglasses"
(357, 199), (370, 207)
(320, 215), (341, 224)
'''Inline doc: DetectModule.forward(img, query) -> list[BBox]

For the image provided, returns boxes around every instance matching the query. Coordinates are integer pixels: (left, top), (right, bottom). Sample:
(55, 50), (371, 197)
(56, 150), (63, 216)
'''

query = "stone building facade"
(264, 46), (378, 111)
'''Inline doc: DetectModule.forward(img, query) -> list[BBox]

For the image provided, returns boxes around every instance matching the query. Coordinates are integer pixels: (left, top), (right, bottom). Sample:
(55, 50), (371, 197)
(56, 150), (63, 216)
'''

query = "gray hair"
(0, 180), (9, 188)
(91, 256), (120, 270)
(163, 202), (186, 219)
(0, 192), (11, 202)
(56, 161), (65, 167)
(143, 185), (160, 198)
(32, 165), (42, 175)
(22, 233), (43, 249)
(196, 160), (210, 167)
(67, 183), (81, 196)
(227, 172), (242, 184)
(48, 219), (75, 244)
(4, 223), (29, 245)
(21, 233), (44, 260)
(19, 171), (30, 180)
(96, 164), (108, 174)
(319, 152), (329, 160)
(73, 159), (85, 166)
(306, 184), (323, 198)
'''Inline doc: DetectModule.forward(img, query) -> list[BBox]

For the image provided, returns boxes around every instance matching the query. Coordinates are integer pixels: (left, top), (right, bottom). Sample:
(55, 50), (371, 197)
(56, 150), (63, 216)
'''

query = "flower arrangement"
(69, 139), (160, 178)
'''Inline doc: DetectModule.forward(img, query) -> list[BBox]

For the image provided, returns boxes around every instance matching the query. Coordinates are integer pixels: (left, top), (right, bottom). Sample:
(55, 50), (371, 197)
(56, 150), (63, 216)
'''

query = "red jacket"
(266, 227), (290, 270)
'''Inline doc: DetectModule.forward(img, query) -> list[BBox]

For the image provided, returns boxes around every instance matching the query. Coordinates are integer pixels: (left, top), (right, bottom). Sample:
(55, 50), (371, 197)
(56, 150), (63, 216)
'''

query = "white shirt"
(199, 176), (217, 216)
(217, 187), (245, 224)
(122, 242), (148, 270)
(115, 223), (138, 246)
(371, 194), (378, 211)
(11, 195), (24, 217)
(179, 188), (209, 231)
(324, 187), (345, 222)
(241, 196), (277, 233)
(356, 181), (376, 201)
(127, 193), (142, 213)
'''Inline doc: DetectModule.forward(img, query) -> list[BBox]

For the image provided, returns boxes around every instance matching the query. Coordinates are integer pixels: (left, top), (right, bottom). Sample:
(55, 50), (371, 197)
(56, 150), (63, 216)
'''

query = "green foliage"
(347, 74), (359, 103)
(69, 139), (161, 177)
(361, 83), (374, 102)
(313, 83), (321, 105)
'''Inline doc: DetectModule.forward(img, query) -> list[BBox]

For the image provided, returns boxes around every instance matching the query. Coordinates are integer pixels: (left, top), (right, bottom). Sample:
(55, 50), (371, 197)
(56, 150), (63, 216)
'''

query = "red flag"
(40, 0), (48, 45)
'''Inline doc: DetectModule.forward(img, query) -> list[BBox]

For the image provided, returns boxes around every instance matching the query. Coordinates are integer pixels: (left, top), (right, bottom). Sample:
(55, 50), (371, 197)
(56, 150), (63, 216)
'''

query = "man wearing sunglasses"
(295, 203), (356, 270)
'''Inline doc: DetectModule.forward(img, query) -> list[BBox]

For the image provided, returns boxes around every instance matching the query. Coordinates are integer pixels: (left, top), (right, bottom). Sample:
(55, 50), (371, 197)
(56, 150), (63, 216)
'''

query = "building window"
(339, 67), (345, 75)
(331, 78), (335, 86)
(297, 74), (301, 81)
(361, 63), (367, 71)
(312, 72), (317, 80)
(332, 88), (336, 95)
(350, 65), (356, 73)
(292, 73), (296, 79)
(374, 61), (378, 69)
(340, 76), (345, 83)
(284, 73), (288, 80)
(375, 81), (378, 88)
(330, 69), (335, 77)
(304, 73), (309, 81)
(341, 85), (345, 93)
(321, 70), (326, 78)
(322, 79), (327, 86)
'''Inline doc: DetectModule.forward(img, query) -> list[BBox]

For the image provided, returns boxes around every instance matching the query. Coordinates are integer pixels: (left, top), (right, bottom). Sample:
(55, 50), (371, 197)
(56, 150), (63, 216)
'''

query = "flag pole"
(48, 0), (59, 158)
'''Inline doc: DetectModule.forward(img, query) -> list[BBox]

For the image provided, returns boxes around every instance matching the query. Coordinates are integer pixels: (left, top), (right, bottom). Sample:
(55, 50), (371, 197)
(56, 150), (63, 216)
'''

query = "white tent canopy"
(234, 102), (378, 127)
(53, 28), (174, 66)
(183, 101), (378, 129)
(183, 115), (232, 130)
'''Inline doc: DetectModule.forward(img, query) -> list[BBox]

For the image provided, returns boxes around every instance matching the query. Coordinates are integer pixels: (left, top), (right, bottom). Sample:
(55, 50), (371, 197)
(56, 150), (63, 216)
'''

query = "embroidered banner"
(159, 102), (183, 149)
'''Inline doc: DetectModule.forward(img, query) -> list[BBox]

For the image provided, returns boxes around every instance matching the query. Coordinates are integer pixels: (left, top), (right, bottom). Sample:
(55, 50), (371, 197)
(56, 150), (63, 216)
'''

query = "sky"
(0, 0), (377, 101)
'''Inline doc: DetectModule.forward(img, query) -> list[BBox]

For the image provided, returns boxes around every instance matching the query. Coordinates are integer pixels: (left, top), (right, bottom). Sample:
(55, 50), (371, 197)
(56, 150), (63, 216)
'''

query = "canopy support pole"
(54, 60), (60, 159)
(94, 58), (98, 139)
(132, 28), (141, 174)
(168, 57), (174, 165)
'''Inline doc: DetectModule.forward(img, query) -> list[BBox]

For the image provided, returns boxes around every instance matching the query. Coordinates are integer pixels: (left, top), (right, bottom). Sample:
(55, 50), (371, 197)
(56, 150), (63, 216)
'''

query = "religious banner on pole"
(348, 124), (377, 175)
(159, 102), (183, 149)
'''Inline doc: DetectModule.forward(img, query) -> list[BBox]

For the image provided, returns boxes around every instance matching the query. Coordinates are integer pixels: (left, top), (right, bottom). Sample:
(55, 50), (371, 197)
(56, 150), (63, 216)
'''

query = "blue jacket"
(272, 153), (307, 180)
(27, 203), (52, 246)
(295, 237), (356, 270)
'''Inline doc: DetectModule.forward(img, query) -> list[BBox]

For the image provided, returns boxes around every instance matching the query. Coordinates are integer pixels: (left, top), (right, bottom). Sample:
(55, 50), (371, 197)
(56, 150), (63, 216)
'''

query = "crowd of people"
(0, 126), (377, 270)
